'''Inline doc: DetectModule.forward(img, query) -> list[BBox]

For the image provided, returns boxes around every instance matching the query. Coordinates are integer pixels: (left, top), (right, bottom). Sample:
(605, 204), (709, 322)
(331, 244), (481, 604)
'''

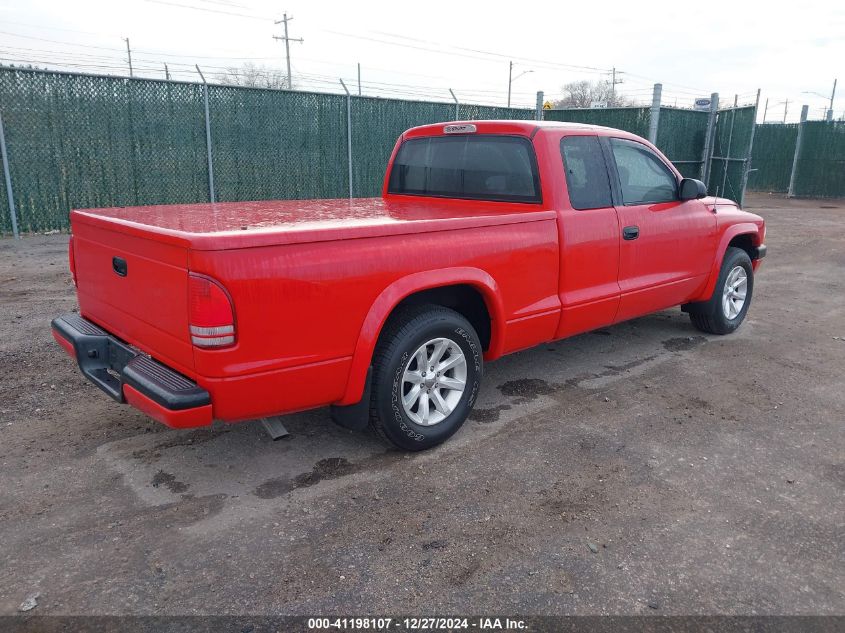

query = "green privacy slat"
(793, 121), (845, 198)
(3, 66), (842, 234)
(544, 107), (651, 138)
(656, 107), (709, 163)
(706, 106), (756, 202)
(747, 124), (799, 193)
(748, 121), (845, 197)
(208, 85), (349, 201)
(0, 68), (208, 233)
(545, 106), (709, 177)
(0, 68), (536, 233)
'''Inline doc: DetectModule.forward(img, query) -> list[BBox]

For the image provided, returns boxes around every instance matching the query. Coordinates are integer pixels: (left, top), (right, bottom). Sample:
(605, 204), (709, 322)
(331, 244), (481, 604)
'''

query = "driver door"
(605, 137), (716, 323)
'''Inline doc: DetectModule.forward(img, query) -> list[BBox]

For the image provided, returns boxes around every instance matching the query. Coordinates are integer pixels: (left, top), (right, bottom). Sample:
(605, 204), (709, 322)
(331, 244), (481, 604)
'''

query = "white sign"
(694, 98), (712, 111)
(590, 101), (608, 109)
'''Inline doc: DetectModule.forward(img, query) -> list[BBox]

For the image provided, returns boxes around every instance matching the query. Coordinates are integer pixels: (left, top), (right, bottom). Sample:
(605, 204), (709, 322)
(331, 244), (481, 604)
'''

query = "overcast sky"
(1, 0), (842, 121)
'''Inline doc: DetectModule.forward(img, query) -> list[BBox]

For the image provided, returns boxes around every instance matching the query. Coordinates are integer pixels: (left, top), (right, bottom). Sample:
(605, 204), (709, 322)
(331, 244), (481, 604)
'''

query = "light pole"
(507, 61), (533, 108)
(802, 80), (837, 121)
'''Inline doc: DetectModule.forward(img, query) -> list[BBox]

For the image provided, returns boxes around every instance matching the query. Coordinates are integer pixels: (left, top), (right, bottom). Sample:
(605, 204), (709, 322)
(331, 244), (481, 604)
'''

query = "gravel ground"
(0, 193), (842, 616)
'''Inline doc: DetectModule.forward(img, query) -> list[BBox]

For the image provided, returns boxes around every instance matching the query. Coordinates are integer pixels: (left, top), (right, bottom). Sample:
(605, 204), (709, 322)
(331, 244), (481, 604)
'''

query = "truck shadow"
(96, 308), (711, 523)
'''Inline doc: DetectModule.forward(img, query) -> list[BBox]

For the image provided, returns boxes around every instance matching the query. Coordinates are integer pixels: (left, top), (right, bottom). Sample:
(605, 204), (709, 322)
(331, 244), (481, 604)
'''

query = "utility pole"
(648, 83), (662, 144)
(124, 37), (133, 77)
(357, 62), (361, 96)
(507, 61), (513, 108)
(828, 78), (837, 122)
(164, 63), (170, 80)
(610, 67), (623, 103)
(273, 13), (303, 90)
(762, 97), (768, 122)
(507, 61), (533, 108)
(783, 99), (788, 123)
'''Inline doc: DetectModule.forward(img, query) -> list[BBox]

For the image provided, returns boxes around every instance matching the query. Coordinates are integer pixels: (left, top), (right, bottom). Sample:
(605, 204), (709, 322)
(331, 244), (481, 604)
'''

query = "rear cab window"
(560, 135), (613, 210)
(387, 134), (541, 203)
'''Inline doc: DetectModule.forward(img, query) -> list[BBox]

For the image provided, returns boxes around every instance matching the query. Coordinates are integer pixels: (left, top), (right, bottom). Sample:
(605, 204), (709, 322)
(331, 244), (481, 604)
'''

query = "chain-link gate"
(706, 105), (757, 205)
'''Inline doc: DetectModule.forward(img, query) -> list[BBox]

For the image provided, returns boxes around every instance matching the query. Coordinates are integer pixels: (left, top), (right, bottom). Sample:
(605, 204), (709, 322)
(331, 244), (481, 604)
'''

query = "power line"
(320, 29), (609, 77)
(142, 0), (272, 21)
(366, 28), (612, 74)
(0, 19), (113, 38)
(0, 30), (124, 52)
(4, 43), (539, 97)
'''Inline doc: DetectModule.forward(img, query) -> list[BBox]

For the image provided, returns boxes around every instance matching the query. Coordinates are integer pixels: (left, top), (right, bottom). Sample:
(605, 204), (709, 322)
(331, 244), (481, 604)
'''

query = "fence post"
(787, 105), (809, 198)
(739, 89), (761, 207)
(340, 79), (353, 200)
(0, 112), (19, 239)
(719, 97), (738, 199)
(195, 65), (216, 203)
(449, 89), (459, 121)
(535, 91), (544, 121)
(701, 92), (719, 184)
(648, 83), (662, 144)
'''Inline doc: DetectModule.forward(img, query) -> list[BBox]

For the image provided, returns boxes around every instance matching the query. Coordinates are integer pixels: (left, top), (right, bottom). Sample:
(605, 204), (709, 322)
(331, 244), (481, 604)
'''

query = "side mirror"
(680, 178), (707, 200)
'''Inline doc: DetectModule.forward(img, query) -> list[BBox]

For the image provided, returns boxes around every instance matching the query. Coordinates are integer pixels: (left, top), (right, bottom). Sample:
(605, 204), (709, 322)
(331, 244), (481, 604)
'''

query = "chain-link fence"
(3, 66), (844, 236)
(208, 85), (349, 201)
(655, 107), (710, 178)
(545, 105), (717, 181)
(746, 120), (845, 198)
(747, 123), (799, 193)
(544, 107), (651, 138)
(0, 67), (537, 234)
(792, 121), (845, 198)
(0, 70), (212, 233)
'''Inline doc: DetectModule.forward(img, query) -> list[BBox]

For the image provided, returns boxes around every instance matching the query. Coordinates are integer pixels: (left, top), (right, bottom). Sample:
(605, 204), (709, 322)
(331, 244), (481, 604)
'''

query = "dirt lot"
(0, 193), (842, 616)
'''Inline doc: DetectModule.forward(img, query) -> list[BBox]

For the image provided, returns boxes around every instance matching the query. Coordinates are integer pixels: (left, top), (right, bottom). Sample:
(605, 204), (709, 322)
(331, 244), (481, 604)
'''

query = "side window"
(560, 136), (612, 210)
(610, 138), (677, 204)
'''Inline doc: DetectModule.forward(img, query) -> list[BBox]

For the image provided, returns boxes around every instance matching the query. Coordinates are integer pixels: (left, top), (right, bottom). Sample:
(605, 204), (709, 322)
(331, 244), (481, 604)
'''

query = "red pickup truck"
(52, 120), (766, 450)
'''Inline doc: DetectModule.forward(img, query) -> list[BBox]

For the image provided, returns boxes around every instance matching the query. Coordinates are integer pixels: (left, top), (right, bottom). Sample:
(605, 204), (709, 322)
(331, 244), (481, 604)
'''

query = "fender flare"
(699, 223), (762, 301)
(335, 267), (505, 405)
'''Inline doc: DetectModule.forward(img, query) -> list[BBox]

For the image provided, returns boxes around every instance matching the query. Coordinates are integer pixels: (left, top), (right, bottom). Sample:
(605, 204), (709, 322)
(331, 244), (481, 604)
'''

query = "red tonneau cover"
(71, 197), (555, 251)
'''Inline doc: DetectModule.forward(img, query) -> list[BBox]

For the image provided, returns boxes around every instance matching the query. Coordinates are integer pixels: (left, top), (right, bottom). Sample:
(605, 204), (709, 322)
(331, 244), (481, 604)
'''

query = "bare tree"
(216, 63), (292, 90)
(553, 80), (632, 108)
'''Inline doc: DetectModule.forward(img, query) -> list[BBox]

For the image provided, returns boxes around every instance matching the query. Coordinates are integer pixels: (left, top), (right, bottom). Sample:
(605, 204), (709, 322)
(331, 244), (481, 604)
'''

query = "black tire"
(369, 304), (483, 451)
(687, 247), (754, 335)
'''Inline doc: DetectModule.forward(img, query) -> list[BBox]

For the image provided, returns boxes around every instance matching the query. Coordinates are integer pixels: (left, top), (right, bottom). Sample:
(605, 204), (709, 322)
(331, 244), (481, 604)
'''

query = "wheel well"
(387, 284), (492, 351)
(728, 234), (755, 258)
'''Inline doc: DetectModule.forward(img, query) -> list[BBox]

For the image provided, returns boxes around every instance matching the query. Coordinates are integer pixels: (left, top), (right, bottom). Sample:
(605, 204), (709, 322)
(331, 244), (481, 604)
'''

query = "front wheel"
(370, 305), (483, 451)
(687, 246), (754, 335)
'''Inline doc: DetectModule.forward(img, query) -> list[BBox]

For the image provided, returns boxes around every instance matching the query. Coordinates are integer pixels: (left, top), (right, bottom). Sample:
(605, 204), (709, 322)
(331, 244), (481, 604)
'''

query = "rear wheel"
(370, 305), (482, 451)
(688, 247), (754, 335)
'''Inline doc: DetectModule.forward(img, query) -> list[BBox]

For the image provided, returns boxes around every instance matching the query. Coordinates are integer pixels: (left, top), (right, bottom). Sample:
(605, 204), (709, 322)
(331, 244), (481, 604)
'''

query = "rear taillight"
(68, 236), (77, 287)
(188, 273), (235, 348)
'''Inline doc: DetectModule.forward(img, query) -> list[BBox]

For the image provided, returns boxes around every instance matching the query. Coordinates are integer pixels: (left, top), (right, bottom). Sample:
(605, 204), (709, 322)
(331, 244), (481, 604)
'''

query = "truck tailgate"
(72, 221), (194, 375)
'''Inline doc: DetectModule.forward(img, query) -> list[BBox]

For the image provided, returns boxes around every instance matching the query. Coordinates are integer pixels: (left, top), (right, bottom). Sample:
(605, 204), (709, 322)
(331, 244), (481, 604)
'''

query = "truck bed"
(71, 197), (555, 251)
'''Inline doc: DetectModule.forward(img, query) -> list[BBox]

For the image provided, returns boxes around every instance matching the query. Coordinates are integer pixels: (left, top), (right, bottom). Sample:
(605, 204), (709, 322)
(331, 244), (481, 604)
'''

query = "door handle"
(622, 225), (639, 240)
